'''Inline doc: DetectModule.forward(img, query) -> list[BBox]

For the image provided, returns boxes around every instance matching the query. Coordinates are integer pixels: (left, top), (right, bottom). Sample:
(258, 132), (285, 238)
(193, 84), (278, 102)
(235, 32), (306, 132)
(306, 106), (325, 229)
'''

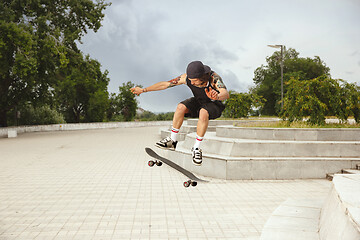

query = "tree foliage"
(17, 103), (65, 125)
(223, 91), (265, 118)
(252, 48), (330, 116)
(108, 82), (139, 122)
(0, 0), (109, 126)
(282, 76), (360, 125)
(136, 111), (174, 121)
(55, 53), (110, 123)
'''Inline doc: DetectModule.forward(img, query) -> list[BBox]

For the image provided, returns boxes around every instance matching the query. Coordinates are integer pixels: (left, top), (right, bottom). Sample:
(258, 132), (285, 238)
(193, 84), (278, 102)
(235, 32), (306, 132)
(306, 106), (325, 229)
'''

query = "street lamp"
(267, 44), (285, 110)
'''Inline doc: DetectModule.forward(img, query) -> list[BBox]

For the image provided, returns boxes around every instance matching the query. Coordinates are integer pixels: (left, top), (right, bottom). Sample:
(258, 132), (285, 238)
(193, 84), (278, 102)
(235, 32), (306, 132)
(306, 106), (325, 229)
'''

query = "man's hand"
(205, 88), (219, 100)
(130, 87), (144, 96)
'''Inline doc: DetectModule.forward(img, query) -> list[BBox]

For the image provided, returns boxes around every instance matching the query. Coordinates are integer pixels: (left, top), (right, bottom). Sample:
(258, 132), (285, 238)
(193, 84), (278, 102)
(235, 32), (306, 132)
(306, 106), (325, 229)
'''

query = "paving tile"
(0, 127), (331, 239)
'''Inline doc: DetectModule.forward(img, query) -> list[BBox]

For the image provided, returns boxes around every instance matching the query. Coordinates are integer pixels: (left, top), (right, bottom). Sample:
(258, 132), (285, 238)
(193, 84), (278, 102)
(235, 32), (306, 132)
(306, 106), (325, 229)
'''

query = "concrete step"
(217, 125), (360, 141)
(320, 174), (360, 240)
(342, 169), (360, 174)
(260, 198), (325, 240)
(186, 118), (280, 126)
(325, 168), (359, 181)
(159, 146), (360, 180)
(160, 124), (216, 141)
(160, 130), (188, 141)
(262, 175), (360, 240)
(180, 132), (360, 158)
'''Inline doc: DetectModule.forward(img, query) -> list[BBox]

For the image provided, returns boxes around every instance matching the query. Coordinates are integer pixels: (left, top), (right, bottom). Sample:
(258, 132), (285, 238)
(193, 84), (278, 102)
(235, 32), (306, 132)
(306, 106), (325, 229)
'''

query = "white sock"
(170, 127), (179, 142)
(194, 135), (203, 149)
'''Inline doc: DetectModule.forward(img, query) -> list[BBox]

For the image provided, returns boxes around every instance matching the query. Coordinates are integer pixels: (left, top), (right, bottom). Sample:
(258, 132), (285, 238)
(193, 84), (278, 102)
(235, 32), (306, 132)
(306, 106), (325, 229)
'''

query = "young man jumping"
(130, 61), (229, 165)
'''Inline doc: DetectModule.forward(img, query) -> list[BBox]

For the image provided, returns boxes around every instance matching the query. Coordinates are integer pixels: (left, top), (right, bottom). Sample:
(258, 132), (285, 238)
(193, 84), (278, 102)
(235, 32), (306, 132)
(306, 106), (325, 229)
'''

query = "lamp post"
(267, 44), (285, 110)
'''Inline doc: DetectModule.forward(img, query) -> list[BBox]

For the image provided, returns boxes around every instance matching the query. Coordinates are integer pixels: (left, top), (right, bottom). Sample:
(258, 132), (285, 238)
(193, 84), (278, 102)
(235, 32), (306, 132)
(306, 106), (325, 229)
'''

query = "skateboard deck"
(145, 147), (208, 187)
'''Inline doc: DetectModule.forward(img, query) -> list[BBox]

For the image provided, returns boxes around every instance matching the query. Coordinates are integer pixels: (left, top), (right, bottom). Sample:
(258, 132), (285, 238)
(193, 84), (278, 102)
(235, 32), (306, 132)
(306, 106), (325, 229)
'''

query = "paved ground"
(0, 126), (331, 240)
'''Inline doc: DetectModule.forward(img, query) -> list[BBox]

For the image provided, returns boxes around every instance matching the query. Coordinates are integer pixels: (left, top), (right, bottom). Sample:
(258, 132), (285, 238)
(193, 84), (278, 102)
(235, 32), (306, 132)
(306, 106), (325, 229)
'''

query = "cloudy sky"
(78, 0), (360, 113)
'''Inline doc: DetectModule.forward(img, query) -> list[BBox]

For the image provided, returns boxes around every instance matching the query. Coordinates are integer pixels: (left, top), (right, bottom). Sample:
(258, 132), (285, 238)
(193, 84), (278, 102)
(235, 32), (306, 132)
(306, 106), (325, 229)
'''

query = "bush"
(282, 76), (360, 125)
(18, 104), (66, 125)
(223, 91), (265, 118)
(135, 111), (174, 121)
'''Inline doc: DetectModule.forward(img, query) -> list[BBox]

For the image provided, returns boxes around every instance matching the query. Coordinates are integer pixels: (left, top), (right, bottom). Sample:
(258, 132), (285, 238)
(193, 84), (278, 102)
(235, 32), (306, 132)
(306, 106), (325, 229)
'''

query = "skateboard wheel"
(155, 161), (163, 166)
(183, 180), (191, 188)
(148, 160), (155, 167)
(191, 181), (197, 187)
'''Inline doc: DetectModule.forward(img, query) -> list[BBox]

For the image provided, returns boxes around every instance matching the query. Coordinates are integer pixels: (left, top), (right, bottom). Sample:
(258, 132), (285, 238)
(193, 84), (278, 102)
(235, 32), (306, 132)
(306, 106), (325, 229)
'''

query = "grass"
(231, 118), (360, 128)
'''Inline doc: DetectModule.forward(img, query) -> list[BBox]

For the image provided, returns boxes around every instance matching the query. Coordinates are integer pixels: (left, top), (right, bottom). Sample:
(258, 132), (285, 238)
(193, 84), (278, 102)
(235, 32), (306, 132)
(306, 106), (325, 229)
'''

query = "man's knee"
(176, 103), (188, 114)
(199, 108), (209, 121)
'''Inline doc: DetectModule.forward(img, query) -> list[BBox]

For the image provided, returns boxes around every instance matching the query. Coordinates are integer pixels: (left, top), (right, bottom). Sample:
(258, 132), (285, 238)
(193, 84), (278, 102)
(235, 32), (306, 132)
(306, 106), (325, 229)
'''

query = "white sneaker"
(192, 148), (202, 165)
(156, 137), (177, 150)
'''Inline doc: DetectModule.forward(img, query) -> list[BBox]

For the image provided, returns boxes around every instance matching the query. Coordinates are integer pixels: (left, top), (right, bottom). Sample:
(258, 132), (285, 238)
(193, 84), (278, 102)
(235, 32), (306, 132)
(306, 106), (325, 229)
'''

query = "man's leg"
(194, 108), (209, 149)
(173, 103), (189, 130)
(192, 108), (209, 165)
(156, 103), (189, 149)
(170, 103), (190, 142)
(196, 108), (209, 138)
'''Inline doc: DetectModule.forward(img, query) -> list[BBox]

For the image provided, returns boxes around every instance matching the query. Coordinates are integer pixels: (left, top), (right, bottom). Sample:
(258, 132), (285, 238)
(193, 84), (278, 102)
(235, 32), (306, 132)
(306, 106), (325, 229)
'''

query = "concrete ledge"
(160, 125), (216, 141)
(319, 174), (360, 240)
(260, 198), (325, 240)
(160, 130), (187, 141)
(217, 126), (360, 141)
(7, 130), (17, 138)
(261, 174), (360, 240)
(157, 146), (360, 180)
(0, 121), (172, 138)
(181, 132), (360, 158)
(186, 118), (280, 126)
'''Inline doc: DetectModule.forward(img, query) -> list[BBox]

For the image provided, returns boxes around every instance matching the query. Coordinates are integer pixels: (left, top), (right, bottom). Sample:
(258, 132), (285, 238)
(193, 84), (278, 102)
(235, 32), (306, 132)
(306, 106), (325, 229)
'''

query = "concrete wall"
(319, 174), (360, 240)
(162, 123), (360, 180)
(0, 121), (172, 138)
(217, 126), (360, 141)
(181, 132), (360, 158)
(159, 146), (360, 180)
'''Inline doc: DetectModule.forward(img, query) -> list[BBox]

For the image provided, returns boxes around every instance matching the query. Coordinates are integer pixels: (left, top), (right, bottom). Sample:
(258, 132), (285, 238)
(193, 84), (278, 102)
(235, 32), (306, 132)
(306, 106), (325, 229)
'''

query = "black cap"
(186, 61), (211, 78)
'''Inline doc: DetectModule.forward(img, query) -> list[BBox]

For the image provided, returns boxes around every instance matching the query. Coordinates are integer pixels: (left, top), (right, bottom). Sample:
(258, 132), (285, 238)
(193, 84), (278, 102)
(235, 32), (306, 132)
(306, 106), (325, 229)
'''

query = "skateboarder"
(130, 61), (229, 165)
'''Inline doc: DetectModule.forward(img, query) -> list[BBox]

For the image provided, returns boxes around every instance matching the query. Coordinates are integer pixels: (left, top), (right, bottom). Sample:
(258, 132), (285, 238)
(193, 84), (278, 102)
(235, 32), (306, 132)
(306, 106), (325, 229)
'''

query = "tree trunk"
(0, 110), (7, 127)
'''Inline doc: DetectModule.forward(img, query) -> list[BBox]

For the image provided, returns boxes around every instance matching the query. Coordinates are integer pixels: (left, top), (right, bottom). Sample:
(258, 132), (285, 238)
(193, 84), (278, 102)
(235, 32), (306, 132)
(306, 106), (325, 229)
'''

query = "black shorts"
(180, 97), (225, 120)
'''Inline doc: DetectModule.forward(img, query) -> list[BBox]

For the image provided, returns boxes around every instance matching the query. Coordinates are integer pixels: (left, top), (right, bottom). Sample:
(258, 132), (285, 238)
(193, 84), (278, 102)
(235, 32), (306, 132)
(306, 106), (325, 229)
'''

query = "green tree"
(223, 91), (264, 118)
(0, 0), (109, 127)
(108, 82), (139, 122)
(282, 76), (360, 125)
(0, 20), (37, 127)
(337, 81), (360, 123)
(17, 103), (65, 125)
(118, 82), (138, 121)
(252, 48), (330, 116)
(55, 53), (109, 123)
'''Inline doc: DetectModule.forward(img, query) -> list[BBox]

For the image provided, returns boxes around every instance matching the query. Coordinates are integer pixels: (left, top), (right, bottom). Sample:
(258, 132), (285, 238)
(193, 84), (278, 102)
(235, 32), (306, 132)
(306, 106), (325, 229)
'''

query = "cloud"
(78, 0), (360, 112)
(350, 50), (359, 56)
(175, 40), (239, 73)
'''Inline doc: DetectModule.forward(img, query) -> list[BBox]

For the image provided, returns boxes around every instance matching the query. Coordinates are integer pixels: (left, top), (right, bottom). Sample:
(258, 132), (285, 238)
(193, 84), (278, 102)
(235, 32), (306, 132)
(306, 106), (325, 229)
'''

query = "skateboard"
(145, 147), (208, 188)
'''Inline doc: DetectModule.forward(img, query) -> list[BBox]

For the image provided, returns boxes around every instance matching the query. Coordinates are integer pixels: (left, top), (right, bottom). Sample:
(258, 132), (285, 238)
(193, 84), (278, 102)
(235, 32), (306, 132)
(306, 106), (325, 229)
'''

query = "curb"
(0, 121), (172, 138)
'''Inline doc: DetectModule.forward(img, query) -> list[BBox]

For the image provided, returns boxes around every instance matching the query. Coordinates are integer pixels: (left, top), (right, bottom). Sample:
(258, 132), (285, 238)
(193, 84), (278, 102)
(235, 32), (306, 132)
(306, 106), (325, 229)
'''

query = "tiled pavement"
(0, 126), (331, 239)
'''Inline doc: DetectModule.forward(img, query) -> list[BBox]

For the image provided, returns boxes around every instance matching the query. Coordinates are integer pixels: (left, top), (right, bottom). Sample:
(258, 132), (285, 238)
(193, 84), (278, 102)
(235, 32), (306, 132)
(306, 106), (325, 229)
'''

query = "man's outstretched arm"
(130, 74), (186, 96)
